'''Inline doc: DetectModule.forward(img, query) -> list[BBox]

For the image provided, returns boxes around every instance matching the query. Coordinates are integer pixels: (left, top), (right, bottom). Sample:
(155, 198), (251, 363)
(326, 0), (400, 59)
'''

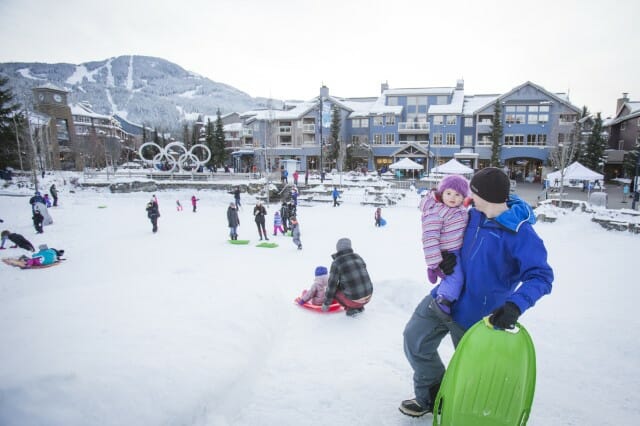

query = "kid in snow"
(146, 198), (160, 233)
(374, 207), (382, 227)
(176, 200), (183, 211)
(290, 216), (302, 249)
(20, 244), (62, 267)
(227, 202), (240, 240)
(273, 210), (285, 236)
(400, 168), (554, 417)
(298, 266), (329, 306)
(419, 174), (470, 319)
(191, 195), (199, 212)
(32, 207), (44, 233)
(1, 230), (35, 251)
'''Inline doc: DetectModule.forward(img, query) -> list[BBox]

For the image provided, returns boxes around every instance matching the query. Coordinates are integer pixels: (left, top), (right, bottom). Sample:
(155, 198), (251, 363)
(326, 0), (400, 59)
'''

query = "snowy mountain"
(0, 55), (277, 127)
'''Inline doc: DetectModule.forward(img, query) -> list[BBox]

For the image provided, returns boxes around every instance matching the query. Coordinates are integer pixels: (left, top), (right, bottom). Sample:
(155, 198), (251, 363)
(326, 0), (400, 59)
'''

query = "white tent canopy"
(547, 162), (603, 185)
(388, 157), (424, 170)
(430, 158), (474, 175)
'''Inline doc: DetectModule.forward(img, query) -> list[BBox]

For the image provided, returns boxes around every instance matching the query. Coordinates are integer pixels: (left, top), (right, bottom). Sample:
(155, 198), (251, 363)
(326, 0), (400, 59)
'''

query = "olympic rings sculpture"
(138, 142), (211, 172)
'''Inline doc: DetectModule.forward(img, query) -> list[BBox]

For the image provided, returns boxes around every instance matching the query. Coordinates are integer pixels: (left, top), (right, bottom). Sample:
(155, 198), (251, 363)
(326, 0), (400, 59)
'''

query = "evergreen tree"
(489, 102), (503, 167)
(573, 106), (590, 162)
(205, 118), (215, 169)
(182, 123), (190, 147)
(212, 110), (227, 168)
(327, 105), (341, 169)
(622, 140), (639, 179)
(0, 77), (22, 168)
(582, 112), (607, 172)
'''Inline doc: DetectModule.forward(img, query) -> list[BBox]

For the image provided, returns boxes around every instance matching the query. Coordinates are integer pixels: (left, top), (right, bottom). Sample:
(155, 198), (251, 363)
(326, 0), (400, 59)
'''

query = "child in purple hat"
(298, 266), (329, 306)
(419, 174), (470, 319)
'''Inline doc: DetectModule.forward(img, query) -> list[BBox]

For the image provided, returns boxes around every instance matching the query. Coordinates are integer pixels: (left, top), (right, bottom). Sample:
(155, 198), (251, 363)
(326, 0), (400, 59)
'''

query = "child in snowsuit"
(32, 207), (44, 233)
(0, 230), (35, 251)
(253, 202), (269, 241)
(375, 207), (382, 227)
(273, 211), (285, 236)
(22, 244), (60, 267)
(298, 266), (329, 306)
(146, 199), (160, 233)
(44, 194), (52, 208)
(332, 187), (340, 207)
(191, 195), (199, 212)
(290, 216), (302, 250)
(227, 202), (240, 240)
(176, 200), (183, 211)
(420, 174), (470, 319)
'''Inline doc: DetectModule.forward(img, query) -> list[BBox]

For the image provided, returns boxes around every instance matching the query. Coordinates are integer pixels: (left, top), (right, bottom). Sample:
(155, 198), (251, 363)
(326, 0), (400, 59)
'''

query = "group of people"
(2, 183), (64, 268)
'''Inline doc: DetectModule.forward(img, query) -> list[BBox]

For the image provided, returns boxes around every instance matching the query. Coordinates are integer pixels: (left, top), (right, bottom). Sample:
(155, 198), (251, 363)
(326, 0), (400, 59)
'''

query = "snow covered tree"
(212, 110), (227, 168)
(582, 113), (607, 172)
(0, 77), (22, 168)
(489, 102), (503, 167)
(623, 140), (639, 178)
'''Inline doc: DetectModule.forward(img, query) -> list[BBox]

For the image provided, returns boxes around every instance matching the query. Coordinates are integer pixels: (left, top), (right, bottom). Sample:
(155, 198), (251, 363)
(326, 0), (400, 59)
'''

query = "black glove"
(489, 302), (521, 329)
(438, 251), (457, 275)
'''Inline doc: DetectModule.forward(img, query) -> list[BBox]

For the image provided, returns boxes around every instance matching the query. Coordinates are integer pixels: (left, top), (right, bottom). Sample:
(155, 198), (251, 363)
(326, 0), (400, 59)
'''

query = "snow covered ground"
(0, 179), (638, 425)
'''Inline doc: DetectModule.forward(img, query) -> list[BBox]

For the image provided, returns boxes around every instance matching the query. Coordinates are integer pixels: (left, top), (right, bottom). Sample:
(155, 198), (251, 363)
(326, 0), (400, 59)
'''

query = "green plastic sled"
(433, 317), (536, 426)
(256, 242), (278, 248)
(229, 239), (250, 245)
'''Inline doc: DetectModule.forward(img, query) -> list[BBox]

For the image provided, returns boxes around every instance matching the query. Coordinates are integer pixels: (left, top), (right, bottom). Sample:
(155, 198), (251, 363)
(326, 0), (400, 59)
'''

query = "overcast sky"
(0, 0), (638, 117)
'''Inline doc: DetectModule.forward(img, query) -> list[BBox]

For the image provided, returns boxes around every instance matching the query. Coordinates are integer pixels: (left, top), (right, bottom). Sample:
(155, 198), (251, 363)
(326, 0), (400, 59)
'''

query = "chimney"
(456, 79), (464, 90)
(320, 85), (329, 99)
(381, 81), (389, 94)
(617, 92), (629, 113)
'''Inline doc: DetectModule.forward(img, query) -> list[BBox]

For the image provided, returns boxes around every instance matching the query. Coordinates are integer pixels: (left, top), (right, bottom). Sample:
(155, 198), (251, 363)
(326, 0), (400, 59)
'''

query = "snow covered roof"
(33, 82), (69, 93)
(242, 102), (316, 121)
(428, 89), (464, 114)
(462, 94), (500, 115)
(224, 122), (243, 132)
(347, 96), (402, 118)
(471, 81), (580, 114)
(70, 102), (111, 120)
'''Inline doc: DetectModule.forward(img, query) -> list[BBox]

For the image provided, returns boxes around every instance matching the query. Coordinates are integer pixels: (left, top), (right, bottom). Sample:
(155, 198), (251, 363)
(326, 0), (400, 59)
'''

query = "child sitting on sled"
(298, 266), (329, 306)
(19, 244), (64, 267)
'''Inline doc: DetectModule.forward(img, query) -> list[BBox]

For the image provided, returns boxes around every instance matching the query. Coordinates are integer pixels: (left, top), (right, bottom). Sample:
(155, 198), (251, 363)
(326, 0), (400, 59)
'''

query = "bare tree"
(548, 119), (581, 207)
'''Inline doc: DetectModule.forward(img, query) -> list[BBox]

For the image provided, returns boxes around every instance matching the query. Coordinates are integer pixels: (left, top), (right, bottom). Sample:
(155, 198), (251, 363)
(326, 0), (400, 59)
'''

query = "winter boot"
(345, 307), (364, 317)
(399, 383), (440, 417)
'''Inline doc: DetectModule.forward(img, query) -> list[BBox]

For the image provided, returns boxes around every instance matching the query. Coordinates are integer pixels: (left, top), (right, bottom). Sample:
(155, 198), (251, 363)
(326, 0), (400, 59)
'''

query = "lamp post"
(319, 95), (324, 182)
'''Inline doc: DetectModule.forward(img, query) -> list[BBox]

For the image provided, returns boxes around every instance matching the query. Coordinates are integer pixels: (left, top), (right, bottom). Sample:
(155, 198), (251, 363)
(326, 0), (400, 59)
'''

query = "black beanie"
(470, 167), (510, 203)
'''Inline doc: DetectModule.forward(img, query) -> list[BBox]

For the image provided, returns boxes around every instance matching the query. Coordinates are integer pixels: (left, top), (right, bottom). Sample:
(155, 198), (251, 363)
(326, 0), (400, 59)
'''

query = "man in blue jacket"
(400, 167), (554, 418)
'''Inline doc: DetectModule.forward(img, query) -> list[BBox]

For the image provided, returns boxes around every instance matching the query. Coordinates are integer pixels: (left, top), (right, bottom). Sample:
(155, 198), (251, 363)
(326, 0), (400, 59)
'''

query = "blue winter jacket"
(431, 195), (553, 330)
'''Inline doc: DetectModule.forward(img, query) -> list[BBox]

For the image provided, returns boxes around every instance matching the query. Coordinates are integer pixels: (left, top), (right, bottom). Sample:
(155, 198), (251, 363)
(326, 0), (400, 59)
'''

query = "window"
(373, 116), (384, 126)
(352, 119), (360, 128)
(373, 134), (382, 144)
(386, 114), (395, 125)
(529, 106), (539, 112)
(385, 133), (395, 144)
(432, 133), (443, 145)
(530, 134), (540, 145)
(478, 114), (493, 124)
(464, 135), (473, 146)
(464, 117), (473, 127)
(504, 135), (524, 145)
(437, 95), (448, 105)
(621, 122), (626, 131)
(538, 114), (548, 123)
(407, 96), (417, 105)
(361, 118), (369, 128)
(505, 114), (526, 124)
(559, 114), (577, 123)
(387, 96), (398, 106)
(477, 134), (491, 145)
(446, 116), (457, 125)
(446, 133), (456, 145)
(433, 115), (443, 125)
(352, 135), (360, 143)
(539, 105), (549, 112)
(637, 118), (640, 127)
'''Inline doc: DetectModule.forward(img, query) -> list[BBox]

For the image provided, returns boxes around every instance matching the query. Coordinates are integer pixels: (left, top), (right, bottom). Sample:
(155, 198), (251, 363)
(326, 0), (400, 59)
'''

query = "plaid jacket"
(325, 248), (373, 303)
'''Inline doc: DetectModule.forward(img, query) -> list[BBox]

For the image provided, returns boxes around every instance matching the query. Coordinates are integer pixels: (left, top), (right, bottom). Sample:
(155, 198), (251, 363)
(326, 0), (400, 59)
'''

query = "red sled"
(294, 297), (343, 313)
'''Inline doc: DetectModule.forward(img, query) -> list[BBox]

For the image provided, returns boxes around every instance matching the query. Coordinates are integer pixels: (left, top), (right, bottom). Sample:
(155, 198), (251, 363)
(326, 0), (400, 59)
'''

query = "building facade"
(604, 93), (640, 178)
(235, 80), (582, 182)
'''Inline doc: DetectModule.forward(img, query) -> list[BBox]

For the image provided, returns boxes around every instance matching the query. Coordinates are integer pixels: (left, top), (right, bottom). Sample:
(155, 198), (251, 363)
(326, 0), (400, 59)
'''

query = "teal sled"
(433, 318), (536, 426)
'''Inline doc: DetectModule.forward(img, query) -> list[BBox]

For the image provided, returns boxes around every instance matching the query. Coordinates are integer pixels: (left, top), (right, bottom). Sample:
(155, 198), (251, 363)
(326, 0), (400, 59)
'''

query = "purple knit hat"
(438, 175), (470, 197)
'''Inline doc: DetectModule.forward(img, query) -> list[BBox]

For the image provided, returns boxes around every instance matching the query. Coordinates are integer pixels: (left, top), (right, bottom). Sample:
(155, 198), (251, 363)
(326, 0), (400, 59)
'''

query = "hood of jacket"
(492, 195), (536, 232)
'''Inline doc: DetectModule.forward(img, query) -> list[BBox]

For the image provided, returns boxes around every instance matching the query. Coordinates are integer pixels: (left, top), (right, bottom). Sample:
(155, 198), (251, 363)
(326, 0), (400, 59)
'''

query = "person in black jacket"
(146, 199), (160, 233)
(0, 230), (35, 251)
(32, 207), (44, 233)
(280, 201), (289, 233)
(322, 238), (373, 317)
(253, 202), (269, 241)
(227, 202), (240, 240)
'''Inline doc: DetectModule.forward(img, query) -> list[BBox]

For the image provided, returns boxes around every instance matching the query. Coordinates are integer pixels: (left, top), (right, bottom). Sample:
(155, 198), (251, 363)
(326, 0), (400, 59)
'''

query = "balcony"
(398, 122), (430, 133)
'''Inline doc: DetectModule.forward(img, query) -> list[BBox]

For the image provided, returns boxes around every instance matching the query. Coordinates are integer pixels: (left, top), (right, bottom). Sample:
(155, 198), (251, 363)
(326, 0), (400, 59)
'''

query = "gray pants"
(403, 294), (465, 407)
